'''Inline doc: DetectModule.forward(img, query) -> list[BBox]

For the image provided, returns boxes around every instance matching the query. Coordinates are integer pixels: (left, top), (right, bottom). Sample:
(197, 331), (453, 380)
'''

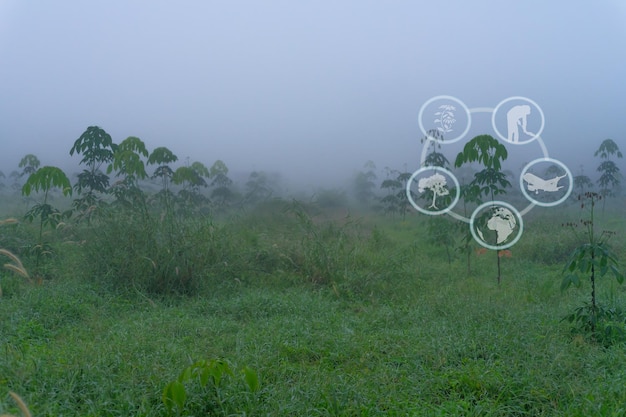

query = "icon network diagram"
(408, 95), (573, 250)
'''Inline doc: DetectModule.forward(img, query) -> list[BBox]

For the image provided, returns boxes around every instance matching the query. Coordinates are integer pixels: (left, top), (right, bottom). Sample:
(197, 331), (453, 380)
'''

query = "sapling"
(69, 126), (118, 216)
(561, 192), (624, 340)
(147, 146), (179, 215)
(107, 136), (149, 214)
(454, 134), (511, 283)
(594, 138), (622, 211)
(21, 166), (72, 271)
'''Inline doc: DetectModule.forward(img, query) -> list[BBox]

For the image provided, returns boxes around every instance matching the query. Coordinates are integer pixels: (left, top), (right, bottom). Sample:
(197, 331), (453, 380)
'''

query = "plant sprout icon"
(434, 104), (456, 134)
(418, 172), (450, 209)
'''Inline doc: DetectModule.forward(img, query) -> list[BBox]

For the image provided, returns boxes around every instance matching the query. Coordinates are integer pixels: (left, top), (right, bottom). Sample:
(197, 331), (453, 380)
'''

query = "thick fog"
(1, 1), (625, 190)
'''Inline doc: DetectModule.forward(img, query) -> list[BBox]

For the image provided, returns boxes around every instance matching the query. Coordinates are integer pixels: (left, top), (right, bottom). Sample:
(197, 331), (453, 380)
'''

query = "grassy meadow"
(1, 190), (626, 416)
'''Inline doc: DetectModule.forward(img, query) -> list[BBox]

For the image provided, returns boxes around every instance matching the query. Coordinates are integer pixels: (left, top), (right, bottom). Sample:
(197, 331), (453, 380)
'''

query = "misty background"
(1, 1), (625, 192)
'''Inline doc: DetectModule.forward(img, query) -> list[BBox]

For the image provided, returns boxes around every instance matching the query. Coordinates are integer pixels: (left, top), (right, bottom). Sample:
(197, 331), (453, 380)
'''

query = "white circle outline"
(491, 96), (545, 145)
(418, 95), (471, 144)
(469, 201), (524, 250)
(406, 166), (461, 215)
(519, 158), (574, 207)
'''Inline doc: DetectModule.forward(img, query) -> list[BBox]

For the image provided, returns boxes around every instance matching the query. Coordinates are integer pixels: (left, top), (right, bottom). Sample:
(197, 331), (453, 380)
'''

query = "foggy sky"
(1, 1), (625, 188)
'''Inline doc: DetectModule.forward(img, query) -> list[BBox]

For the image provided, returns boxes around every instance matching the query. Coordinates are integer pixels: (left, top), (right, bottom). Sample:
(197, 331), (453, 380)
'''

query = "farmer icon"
(507, 105), (535, 143)
(492, 96), (544, 145)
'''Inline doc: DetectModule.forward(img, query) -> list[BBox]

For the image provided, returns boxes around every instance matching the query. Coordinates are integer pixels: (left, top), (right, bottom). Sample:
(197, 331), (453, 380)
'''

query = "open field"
(1, 197), (626, 416)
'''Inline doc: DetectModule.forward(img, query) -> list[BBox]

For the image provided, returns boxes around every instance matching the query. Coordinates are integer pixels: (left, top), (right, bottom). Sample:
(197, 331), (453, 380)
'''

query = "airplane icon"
(523, 172), (566, 194)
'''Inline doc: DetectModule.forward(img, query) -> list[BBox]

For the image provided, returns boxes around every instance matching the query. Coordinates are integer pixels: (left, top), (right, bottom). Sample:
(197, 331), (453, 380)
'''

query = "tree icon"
(418, 173), (450, 209)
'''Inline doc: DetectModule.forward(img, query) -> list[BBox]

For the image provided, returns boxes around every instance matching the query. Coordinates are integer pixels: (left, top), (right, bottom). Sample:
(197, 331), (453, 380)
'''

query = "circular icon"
(492, 96), (545, 145)
(470, 201), (523, 250)
(520, 158), (573, 207)
(418, 95), (471, 144)
(406, 167), (460, 215)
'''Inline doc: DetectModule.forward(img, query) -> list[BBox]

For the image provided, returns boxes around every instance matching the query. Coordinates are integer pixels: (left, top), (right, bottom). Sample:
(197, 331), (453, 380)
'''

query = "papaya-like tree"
(352, 160), (378, 207)
(107, 136), (149, 212)
(455, 134), (511, 283)
(209, 160), (234, 208)
(19, 154), (40, 178)
(172, 161), (210, 209)
(69, 126), (118, 217)
(147, 146), (178, 212)
(573, 165), (593, 197)
(421, 129), (450, 168)
(595, 139), (623, 210)
(22, 166), (72, 270)
(245, 170), (273, 205)
(380, 168), (401, 217)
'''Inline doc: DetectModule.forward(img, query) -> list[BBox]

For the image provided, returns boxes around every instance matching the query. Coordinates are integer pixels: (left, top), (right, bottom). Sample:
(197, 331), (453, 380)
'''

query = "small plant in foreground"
(162, 359), (260, 416)
(561, 192), (624, 342)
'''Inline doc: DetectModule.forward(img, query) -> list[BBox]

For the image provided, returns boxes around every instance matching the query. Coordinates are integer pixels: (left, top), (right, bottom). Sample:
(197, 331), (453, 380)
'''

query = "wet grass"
(1, 202), (626, 415)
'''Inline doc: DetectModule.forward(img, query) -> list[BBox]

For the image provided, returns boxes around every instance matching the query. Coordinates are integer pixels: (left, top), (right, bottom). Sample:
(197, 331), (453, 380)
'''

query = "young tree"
(455, 134), (511, 283)
(69, 126), (118, 216)
(18, 154), (40, 178)
(172, 161), (210, 209)
(147, 146), (178, 212)
(380, 167), (401, 217)
(562, 192), (624, 341)
(421, 129), (450, 168)
(352, 160), (378, 207)
(595, 139), (623, 209)
(573, 165), (593, 196)
(22, 166), (72, 271)
(245, 170), (273, 205)
(209, 160), (234, 208)
(107, 136), (149, 213)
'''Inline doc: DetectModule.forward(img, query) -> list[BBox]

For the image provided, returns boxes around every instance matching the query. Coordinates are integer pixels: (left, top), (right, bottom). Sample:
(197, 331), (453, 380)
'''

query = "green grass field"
(1, 197), (625, 416)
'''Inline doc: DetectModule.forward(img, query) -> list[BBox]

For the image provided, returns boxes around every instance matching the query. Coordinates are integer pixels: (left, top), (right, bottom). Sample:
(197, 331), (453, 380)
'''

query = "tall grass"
(1, 201), (625, 415)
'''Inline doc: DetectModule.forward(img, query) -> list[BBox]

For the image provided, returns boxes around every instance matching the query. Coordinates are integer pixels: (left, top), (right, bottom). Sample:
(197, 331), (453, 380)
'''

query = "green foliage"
(562, 303), (626, 346)
(209, 160), (234, 207)
(162, 359), (260, 415)
(21, 166), (72, 272)
(595, 139), (623, 202)
(21, 166), (71, 198)
(454, 134), (508, 171)
(108, 136), (149, 181)
(426, 216), (457, 264)
(380, 168), (415, 217)
(18, 154), (40, 177)
(561, 192), (624, 341)
(285, 201), (356, 285)
(172, 162), (210, 210)
(454, 134), (510, 203)
(70, 126), (117, 167)
(245, 170), (273, 204)
(421, 129), (450, 168)
(106, 137), (150, 211)
(70, 126), (117, 218)
(454, 135), (511, 282)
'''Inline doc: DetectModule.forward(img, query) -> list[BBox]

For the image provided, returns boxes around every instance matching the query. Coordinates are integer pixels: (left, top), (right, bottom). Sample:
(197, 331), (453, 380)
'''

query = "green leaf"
(561, 274), (579, 291)
(148, 146), (178, 165)
(242, 366), (260, 392)
(162, 380), (187, 412)
(610, 265), (624, 284)
(21, 166), (72, 197)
